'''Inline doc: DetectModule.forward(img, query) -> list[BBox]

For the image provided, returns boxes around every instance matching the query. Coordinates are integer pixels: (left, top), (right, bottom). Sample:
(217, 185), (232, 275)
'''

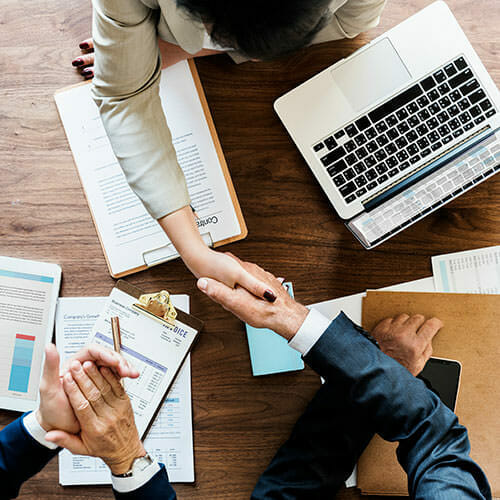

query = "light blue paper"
(245, 283), (304, 376)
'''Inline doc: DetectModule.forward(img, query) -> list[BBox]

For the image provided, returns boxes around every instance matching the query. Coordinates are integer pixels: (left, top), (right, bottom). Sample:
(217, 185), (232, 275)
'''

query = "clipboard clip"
(132, 290), (177, 326)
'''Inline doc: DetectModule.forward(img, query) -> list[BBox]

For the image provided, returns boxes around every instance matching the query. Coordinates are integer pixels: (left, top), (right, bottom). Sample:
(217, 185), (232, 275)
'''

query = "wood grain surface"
(0, 0), (499, 498)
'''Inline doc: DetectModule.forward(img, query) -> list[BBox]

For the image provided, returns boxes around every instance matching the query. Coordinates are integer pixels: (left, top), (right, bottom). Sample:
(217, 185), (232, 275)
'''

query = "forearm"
(158, 206), (209, 274)
(0, 415), (59, 499)
(112, 463), (176, 500)
(304, 313), (490, 499)
(252, 381), (373, 499)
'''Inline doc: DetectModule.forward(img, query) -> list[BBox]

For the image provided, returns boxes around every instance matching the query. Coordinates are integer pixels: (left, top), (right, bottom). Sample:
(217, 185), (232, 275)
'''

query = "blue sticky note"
(246, 283), (304, 376)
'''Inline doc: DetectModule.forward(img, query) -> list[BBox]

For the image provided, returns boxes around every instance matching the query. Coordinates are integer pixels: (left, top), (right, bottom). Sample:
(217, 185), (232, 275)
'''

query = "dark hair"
(176, 0), (332, 60)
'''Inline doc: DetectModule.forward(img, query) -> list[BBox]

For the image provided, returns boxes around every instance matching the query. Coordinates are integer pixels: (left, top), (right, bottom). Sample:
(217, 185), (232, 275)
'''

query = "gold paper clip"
(132, 290), (177, 326)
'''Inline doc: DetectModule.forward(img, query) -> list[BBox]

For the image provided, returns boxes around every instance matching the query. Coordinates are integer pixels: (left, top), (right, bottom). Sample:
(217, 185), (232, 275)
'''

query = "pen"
(111, 316), (121, 353)
(111, 316), (124, 386)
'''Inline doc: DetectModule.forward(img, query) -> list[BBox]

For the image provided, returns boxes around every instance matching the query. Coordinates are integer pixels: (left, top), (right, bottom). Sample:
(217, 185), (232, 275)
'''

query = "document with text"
(432, 245), (500, 293)
(55, 296), (195, 485)
(54, 60), (245, 277)
(0, 257), (61, 412)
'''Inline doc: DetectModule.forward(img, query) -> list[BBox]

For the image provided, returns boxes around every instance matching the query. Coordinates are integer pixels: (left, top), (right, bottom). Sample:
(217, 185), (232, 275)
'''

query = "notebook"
(54, 60), (247, 278)
(245, 283), (304, 376)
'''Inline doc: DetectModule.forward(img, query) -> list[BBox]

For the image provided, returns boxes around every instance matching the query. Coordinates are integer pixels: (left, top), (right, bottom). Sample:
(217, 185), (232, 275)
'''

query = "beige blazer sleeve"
(91, 0), (190, 220)
(313, 0), (387, 43)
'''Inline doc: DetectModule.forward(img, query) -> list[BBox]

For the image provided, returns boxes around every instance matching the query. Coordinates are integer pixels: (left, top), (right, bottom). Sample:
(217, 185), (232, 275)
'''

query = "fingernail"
(264, 289), (277, 303)
(197, 278), (208, 291)
(72, 58), (84, 67)
(79, 42), (90, 49)
(65, 373), (74, 383)
(82, 70), (94, 79)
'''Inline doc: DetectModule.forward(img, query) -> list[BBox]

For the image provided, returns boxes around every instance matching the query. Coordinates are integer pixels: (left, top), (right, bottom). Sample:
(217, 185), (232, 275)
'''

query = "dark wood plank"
(0, 0), (498, 498)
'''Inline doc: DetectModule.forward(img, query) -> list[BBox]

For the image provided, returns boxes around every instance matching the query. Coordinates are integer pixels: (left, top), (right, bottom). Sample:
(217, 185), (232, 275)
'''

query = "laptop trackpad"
(333, 38), (412, 113)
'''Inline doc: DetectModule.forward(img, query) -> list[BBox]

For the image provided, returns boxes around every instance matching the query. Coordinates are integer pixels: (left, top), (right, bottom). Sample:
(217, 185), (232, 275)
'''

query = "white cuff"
(111, 459), (161, 493)
(288, 309), (332, 356)
(23, 411), (59, 450)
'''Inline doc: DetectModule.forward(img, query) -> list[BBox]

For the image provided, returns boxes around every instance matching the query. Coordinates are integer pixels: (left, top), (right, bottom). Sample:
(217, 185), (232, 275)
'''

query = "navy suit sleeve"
(251, 381), (374, 499)
(112, 464), (176, 500)
(304, 312), (491, 500)
(0, 414), (59, 499)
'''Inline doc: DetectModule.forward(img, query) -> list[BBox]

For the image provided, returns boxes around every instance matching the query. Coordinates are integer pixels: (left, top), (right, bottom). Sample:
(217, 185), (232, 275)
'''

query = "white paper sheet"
(55, 296), (194, 485)
(0, 258), (61, 412)
(309, 276), (436, 488)
(54, 61), (242, 276)
(432, 245), (500, 293)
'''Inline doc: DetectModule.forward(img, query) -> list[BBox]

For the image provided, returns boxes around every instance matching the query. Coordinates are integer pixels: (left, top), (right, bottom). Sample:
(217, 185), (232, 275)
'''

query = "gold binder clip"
(133, 290), (177, 326)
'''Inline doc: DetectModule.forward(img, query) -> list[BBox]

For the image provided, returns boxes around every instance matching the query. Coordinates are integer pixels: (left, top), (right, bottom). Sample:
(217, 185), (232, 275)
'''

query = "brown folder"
(357, 291), (500, 497)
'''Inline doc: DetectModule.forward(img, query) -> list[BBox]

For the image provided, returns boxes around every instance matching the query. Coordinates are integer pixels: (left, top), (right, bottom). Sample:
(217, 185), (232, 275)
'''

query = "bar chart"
(8, 334), (35, 393)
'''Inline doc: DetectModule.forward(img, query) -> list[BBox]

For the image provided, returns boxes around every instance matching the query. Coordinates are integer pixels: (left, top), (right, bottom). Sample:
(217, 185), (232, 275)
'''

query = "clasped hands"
(198, 254), (444, 376)
(36, 344), (146, 475)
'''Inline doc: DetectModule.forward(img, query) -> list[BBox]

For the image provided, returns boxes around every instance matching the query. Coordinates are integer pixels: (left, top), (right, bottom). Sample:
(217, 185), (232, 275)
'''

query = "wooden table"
(1, 0), (499, 498)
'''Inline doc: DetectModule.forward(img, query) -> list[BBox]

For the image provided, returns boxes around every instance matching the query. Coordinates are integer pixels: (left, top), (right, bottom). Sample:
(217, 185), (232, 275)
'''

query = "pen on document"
(111, 316), (124, 386)
(111, 316), (121, 353)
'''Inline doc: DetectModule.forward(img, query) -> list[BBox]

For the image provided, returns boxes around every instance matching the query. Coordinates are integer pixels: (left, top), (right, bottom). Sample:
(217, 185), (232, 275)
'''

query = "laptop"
(274, 1), (500, 249)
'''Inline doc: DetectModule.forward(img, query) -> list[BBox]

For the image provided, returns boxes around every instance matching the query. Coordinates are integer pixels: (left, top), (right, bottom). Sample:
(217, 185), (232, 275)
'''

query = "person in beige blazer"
(72, 0), (387, 301)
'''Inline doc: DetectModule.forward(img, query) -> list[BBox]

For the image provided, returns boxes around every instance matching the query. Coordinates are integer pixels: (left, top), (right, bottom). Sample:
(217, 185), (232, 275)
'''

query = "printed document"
(0, 257), (61, 412)
(54, 61), (242, 276)
(56, 296), (194, 485)
(432, 246), (500, 293)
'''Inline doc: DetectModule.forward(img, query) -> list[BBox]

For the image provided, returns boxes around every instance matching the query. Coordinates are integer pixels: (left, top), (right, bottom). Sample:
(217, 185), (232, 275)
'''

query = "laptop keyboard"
(348, 131), (500, 247)
(312, 56), (497, 204)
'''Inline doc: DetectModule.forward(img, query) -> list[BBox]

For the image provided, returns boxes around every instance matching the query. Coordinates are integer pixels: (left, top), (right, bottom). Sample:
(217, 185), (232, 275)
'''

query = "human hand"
(45, 361), (145, 475)
(371, 314), (443, 376)
(71, 38), (95, 79)
(192, 249), (279, 303)
(36, 344), (139, 433)
(159, 206), (277, 301)
(71, 37), (222, 80)
(197, 257), (308, 340)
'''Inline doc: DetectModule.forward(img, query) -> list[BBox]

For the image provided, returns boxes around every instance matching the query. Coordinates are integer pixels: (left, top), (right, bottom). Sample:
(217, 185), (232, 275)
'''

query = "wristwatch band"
(112, 453), (154, 478)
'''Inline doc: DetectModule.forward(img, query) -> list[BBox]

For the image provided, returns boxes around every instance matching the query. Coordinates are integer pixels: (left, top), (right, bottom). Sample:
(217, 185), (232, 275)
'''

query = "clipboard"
(94, 280), (204, 439)
(54, 59), (247, 278)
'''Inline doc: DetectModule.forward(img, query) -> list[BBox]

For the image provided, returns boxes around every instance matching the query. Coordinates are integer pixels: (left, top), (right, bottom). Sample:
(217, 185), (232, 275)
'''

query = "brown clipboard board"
(54, 59), (247, 278)
(115, 280), (204, 439)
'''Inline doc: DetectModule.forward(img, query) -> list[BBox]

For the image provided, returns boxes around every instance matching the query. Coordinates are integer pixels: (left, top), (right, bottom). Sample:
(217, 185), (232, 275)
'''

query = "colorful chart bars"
(8, 334), (35, 393)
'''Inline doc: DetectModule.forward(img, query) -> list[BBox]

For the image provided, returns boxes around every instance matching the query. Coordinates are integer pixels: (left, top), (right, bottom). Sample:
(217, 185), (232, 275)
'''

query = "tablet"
(0, 256), (61, 412)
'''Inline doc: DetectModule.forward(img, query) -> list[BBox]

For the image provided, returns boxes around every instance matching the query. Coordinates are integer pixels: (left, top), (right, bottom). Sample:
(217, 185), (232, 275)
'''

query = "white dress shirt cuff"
(289, 309), (332, 356)
(111, 459), (161, 493)
(22, 411), (59, 450)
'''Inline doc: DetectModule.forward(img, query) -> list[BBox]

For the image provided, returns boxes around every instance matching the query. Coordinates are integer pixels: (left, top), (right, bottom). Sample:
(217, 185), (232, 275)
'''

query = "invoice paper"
(54, 61), (242, 277)
(0, 257), (61, 412)
(55, 296), (195, 485)
(432, 245), (500, 293)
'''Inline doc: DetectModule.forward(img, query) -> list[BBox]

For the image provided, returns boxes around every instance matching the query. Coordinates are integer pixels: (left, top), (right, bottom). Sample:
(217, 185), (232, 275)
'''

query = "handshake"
(34, 344), (146, 475)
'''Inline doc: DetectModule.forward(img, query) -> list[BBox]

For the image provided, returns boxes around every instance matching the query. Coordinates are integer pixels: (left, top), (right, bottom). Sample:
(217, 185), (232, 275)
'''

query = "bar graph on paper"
(432, 246), (500, 293)
(8, 334), (35, 393)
